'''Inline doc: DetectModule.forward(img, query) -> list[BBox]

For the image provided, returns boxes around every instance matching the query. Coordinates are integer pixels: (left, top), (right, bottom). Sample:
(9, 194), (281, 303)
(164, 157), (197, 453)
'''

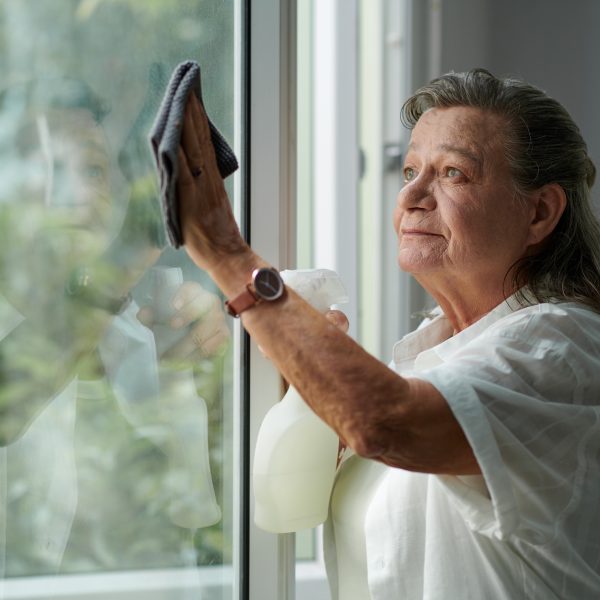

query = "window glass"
(0, 1), (239, 597)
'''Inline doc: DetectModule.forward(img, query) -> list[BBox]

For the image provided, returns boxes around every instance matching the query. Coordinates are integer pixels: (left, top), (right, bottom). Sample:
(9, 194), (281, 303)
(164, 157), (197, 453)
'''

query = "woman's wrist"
(207, 248), (271, 299)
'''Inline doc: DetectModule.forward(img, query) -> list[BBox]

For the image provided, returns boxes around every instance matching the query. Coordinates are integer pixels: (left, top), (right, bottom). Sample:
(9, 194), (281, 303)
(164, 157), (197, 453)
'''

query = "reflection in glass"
(0, 0), (236, 594)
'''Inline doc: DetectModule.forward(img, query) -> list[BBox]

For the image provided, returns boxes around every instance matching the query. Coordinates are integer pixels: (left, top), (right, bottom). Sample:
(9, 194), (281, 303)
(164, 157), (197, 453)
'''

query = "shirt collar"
(0, 293), (24, 341)
(392, 290), (537, 369)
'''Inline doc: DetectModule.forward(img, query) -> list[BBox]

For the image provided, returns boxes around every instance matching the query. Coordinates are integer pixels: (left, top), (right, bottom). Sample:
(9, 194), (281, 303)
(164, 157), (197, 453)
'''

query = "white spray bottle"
(148, 266), (221, 529)
(253, 269), (348, 533)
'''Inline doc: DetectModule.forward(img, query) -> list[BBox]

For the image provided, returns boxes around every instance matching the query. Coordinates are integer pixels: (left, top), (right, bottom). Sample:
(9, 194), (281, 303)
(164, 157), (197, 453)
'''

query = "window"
(0, 1), (241, 597)
(0, 1), (425, 598)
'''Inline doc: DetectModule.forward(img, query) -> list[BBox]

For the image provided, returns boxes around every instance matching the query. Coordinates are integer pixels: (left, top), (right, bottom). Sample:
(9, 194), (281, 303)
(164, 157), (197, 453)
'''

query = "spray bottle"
(253, 268), (348, 533)
(147, 266), (221, 529)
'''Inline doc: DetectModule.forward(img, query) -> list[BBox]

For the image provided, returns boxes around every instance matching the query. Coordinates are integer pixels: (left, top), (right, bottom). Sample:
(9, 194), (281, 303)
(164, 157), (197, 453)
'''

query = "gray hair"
(401, 68), (600, 313)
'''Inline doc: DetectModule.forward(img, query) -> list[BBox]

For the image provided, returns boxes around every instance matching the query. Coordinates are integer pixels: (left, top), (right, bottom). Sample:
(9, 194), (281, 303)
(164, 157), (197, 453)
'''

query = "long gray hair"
(401, 68), (600, 312)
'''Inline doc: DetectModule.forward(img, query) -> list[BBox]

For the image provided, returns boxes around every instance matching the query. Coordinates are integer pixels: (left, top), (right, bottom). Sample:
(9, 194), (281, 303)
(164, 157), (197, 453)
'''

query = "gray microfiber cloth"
(149, 60), (238, 248)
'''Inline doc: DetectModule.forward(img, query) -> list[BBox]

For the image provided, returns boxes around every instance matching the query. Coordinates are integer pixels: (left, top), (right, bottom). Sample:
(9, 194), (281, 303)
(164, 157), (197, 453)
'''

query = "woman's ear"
(527, 183), (567, 246)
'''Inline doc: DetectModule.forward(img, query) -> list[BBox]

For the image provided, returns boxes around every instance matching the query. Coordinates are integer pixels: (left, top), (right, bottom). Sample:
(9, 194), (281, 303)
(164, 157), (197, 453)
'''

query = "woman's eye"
(403, 167), (416, 183)
(445, 167), (463, 178)
(85, 164), (105, 180)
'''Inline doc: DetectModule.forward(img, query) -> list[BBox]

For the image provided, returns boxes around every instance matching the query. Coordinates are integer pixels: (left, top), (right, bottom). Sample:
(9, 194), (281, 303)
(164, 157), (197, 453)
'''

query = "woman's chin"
(397, 250), (443, 274)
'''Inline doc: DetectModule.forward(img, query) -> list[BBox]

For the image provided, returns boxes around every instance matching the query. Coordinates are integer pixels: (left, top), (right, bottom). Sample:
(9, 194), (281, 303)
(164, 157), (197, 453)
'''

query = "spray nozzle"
(280, 269), (348, 314)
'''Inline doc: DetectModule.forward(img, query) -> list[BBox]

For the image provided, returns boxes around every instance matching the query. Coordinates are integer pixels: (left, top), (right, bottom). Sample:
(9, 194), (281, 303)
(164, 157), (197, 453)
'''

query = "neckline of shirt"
(392, 288), (539, 366)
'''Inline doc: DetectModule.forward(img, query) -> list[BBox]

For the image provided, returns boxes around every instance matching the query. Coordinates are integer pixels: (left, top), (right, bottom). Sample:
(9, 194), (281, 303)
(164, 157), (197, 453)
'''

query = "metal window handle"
(383, 142), (403, 173)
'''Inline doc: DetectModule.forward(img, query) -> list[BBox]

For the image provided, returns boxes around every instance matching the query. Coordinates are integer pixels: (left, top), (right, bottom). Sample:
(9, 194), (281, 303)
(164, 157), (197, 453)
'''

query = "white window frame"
(246, 0), (297, 598)
(248, 1), (338, 598)
(0, 568), (233, 600)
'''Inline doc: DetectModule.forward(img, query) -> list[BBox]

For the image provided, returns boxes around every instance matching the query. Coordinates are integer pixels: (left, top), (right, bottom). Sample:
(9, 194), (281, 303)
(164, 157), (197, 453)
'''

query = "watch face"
(253, 268), (284, 301)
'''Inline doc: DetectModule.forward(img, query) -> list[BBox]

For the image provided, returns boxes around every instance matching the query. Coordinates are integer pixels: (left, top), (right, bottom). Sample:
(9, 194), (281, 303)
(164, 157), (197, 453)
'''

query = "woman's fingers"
(169, 281), (220, 328)
(162, 313), (230, 361)
(177, 145), (193, 184)
(188, 91), (212, 146)
(136, 305), (155, 328)
(139, 280), (231, 362)
(180, 94), (209, 170)
(176, 94), (249, 271)
(325, 309), (349, 333)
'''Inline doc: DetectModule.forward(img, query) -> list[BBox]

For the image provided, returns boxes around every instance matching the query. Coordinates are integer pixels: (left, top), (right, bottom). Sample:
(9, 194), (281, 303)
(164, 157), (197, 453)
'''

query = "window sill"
(1, 567), (233, 600)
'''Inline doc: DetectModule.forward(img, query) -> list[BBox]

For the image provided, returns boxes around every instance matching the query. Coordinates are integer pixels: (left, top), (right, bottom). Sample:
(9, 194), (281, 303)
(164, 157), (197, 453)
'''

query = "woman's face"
(16, 108), (113, 250)
(393, 106), (534, 296)
(0, 106), (113, 311)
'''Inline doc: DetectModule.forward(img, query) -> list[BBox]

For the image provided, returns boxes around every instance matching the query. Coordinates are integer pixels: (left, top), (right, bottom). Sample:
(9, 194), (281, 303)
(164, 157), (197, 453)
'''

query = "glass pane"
(0, 0), (240, 597)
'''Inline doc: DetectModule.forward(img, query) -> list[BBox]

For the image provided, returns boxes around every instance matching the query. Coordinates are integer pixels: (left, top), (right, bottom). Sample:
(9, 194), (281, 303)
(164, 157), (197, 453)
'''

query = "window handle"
(383, 142), (403, 173)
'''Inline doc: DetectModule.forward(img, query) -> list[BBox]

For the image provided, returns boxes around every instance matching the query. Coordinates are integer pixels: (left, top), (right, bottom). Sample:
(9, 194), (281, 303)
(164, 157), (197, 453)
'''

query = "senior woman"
(175, 68), (600, 599)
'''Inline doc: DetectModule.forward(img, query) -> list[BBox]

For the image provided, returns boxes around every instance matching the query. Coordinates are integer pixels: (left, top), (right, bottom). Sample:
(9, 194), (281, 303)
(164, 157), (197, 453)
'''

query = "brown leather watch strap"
(225, 284), (259, 317)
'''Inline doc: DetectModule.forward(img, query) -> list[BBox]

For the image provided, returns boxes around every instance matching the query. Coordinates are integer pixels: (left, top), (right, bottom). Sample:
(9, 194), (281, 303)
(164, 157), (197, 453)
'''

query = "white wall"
(434, 0), (600, 209)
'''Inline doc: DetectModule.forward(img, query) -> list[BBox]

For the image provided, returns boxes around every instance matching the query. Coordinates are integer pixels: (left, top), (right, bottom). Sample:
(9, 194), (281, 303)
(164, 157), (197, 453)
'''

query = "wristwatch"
(225, 267), (285, 317)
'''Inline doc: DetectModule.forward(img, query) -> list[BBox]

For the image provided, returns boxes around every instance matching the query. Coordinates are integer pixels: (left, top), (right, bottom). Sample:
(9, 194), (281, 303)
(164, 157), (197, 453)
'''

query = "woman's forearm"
(206, 252), (479, 475)
(208, 253), (412, 456)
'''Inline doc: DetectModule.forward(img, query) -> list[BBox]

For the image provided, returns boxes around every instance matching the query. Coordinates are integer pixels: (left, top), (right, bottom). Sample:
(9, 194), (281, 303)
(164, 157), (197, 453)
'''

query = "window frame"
(245, 0), (298, 598)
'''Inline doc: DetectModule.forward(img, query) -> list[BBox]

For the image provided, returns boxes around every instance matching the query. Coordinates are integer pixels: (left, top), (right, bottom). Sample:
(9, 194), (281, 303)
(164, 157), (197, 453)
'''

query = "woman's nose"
(396, 174), (436, 212)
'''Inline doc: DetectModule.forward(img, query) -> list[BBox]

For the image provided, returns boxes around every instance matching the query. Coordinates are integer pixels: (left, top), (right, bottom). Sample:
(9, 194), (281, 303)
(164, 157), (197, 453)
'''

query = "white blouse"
(325, 297), (600, 599)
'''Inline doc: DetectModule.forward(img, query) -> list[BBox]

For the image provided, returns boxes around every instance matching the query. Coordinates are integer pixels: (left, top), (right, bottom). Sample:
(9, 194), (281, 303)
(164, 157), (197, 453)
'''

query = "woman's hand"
(176, 93), (252, 274)
(137, 280), (230, 362)
(325, 309), (350, 333)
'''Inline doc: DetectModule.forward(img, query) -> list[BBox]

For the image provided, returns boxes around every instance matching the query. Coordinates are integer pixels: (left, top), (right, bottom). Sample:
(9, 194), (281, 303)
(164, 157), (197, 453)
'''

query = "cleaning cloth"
(149, 60), (238, 248)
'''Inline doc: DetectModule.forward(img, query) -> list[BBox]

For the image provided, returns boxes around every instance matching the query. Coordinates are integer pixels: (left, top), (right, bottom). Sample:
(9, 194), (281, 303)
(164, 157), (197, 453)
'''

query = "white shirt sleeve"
(417, 304), (600, 551)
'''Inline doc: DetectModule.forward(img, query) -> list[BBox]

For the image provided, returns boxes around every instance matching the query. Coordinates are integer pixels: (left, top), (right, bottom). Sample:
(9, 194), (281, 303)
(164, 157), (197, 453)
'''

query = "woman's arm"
(177, 93), (480, 476)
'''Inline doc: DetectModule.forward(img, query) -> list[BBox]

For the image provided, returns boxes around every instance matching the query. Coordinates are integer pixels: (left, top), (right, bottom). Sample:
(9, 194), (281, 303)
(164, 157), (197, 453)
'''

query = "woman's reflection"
(0, 77), (228, 576)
